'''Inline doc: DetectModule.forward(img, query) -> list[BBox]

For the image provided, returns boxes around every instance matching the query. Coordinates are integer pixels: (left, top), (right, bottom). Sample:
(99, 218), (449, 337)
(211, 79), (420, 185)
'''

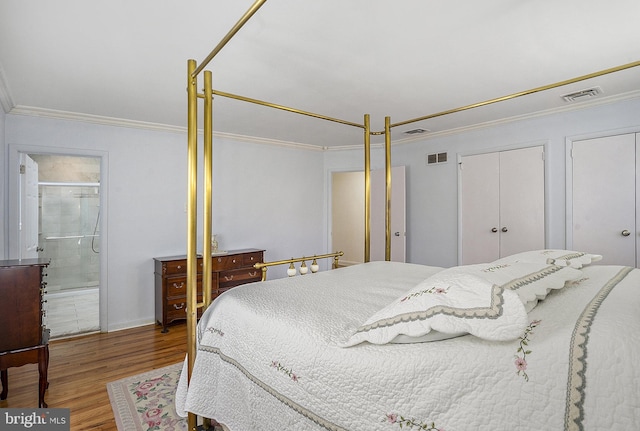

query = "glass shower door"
(38, 182), (101, 337)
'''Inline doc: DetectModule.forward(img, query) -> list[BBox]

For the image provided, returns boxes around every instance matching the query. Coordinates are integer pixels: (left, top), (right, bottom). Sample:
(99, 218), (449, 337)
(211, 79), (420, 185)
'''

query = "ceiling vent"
(562, 86), (603, 103)
(404, 128), (430, 135)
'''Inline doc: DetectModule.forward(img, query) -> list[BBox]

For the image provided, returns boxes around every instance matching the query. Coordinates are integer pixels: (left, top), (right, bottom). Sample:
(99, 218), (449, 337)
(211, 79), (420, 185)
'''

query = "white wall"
(212, 138), (325, 275)
(2, 114), (324, 331)
(324, 97), (640, 268)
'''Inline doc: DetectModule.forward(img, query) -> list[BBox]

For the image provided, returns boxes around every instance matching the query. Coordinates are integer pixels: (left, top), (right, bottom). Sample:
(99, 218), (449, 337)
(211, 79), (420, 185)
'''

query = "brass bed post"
(186, 59), (199, 431)
(364, 114), (371, 263)
(203, 70), (213, 310)
(384, 116), (392, 261)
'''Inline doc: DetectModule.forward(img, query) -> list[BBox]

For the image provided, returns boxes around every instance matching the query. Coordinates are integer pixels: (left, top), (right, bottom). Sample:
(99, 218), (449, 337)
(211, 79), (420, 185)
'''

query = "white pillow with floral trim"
(463, 261), (584, 311)
(341, 271), (528, 347)
(342, 261), (583, 346)
(492, 249), (602, 269)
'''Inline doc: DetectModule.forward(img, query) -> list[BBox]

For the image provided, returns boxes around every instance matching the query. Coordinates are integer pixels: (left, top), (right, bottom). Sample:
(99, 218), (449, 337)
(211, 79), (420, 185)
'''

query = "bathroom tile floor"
(45, 288), (100, 338)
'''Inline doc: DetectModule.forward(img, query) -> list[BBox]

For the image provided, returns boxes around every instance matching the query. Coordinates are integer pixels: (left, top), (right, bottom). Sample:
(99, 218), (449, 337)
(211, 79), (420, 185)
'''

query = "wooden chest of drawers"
(0, 258), (50, 407)
(154, 248), (264, 332)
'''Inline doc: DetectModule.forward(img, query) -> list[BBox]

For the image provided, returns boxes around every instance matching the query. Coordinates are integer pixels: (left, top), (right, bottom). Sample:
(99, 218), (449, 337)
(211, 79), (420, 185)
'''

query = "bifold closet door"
(460, 146), (544, 264)
(572, 133), (637, 266)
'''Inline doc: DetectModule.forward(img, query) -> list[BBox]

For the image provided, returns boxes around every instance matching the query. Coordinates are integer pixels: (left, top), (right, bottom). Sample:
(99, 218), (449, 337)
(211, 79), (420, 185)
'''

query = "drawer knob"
(173, 303), (185, 310)
(249, 271), (257, 277)
(177, 265), (182, 270)
(225, 275), (234, 281)
(172, 282), (185, 289)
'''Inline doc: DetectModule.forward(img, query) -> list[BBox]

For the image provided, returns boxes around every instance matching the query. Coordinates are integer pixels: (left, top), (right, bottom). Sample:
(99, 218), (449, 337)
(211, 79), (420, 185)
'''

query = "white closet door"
(461, 146), (545, 264)
(499, 146), (545, 257)
(572, 134), (636, 266)
(460, 152), (500, 264)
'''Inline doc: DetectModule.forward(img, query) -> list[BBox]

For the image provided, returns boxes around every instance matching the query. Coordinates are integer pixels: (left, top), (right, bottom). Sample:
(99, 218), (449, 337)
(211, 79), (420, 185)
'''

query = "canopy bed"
(179, 1), (640, 430)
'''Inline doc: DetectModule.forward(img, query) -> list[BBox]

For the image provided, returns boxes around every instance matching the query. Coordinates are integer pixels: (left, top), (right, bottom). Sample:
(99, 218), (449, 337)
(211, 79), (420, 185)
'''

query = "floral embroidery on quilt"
(400, 285), (450, 302)
(270, 360), (300, 382)
(481, 263), (510, 273)
(514, 319), (541, 381)
(205, 326), (225, 337)
(383, 413), (443, 430)
(567, 277), (589, 286)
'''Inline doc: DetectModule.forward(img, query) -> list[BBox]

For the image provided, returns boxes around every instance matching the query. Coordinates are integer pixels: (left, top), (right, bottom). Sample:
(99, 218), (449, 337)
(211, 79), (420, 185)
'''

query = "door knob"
(491, 228), (498, 233)
(501, 227), (508, 233)
(394, 232), (401, 237)
(621, 230), (631, 237)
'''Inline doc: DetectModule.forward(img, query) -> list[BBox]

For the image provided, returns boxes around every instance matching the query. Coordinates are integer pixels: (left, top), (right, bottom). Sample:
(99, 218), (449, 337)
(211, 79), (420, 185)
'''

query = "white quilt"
(176, 261), (640, 430)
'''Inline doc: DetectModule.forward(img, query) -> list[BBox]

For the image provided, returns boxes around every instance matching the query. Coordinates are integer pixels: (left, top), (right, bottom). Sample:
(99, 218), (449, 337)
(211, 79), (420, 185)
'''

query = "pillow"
(341, 260), (583, 347)
(492, 249), (602, 269)
(341, 271), (528, 347)
(461, 261), (584, 311)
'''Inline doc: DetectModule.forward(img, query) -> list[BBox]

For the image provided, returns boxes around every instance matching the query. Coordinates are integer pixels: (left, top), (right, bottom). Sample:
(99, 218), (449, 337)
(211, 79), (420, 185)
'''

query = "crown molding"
(7, 89), (640, 152)
(9, 106), (186, 133)
(212, 130), (325, 152)
(390, 89), (640, 146)
(7, 105), (328, 151)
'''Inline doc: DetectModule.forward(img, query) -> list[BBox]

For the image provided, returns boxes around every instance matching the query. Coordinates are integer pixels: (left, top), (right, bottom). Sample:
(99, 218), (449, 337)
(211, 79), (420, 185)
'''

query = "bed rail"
(254, 251), (344, 281)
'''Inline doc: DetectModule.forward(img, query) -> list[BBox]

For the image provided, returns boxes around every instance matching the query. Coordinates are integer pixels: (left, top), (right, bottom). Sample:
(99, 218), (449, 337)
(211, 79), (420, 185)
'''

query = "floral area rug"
(107, 363), (187, 431)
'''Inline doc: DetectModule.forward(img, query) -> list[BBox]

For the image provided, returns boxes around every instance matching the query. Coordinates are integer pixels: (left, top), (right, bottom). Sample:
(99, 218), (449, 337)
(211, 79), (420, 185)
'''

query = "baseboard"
(107, 318), (157, 333)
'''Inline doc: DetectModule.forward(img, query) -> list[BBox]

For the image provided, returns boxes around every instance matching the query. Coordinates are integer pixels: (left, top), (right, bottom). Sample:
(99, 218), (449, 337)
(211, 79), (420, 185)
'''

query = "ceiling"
(1, 0), (639, 148)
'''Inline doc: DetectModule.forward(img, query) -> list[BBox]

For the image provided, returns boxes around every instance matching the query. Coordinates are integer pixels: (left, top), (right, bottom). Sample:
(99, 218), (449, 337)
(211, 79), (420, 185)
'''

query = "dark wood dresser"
(154, 248), (264, 332)
(0, 258), (50, 407)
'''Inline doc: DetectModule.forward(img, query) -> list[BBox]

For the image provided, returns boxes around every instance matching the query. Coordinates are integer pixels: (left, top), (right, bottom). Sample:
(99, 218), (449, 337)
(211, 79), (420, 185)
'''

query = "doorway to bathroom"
(26, 154), (101, 338)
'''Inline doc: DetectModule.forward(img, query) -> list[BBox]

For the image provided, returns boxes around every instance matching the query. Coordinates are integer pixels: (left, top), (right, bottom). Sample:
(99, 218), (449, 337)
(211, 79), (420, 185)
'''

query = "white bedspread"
(176, 261), (640, 430)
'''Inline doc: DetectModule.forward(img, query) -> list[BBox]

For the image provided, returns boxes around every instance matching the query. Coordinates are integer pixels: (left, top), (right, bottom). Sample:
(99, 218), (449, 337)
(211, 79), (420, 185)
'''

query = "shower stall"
(39, 182), (100, 293)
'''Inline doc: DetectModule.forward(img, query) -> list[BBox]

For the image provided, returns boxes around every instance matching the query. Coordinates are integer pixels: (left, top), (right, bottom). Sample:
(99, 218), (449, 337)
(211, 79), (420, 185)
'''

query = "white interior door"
(331, 171), (365, 265)
(331, 166), (406, 264)
(499, 146), (545, 257)
(460, 152), (500, 264)
(370, 166), (406, 262)
(20, 153), (40, 259)
(572, 134), (636, 266)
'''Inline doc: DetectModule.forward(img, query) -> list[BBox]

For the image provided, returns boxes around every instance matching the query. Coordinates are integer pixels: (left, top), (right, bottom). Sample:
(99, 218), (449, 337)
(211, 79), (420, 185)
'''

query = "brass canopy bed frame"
(183, 1), (640, 429)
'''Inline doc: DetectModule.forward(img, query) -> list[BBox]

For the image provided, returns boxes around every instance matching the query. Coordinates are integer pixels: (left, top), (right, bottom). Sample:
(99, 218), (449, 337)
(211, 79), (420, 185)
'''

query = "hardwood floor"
(0, 322), (187, 431)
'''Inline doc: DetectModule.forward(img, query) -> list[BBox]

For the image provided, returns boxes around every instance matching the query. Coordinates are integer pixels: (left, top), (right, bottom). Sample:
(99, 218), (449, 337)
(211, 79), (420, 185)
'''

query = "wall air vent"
(426, 152), (448, 165)
(404, 128), (430, 135)
(562, 86), (603, 102)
